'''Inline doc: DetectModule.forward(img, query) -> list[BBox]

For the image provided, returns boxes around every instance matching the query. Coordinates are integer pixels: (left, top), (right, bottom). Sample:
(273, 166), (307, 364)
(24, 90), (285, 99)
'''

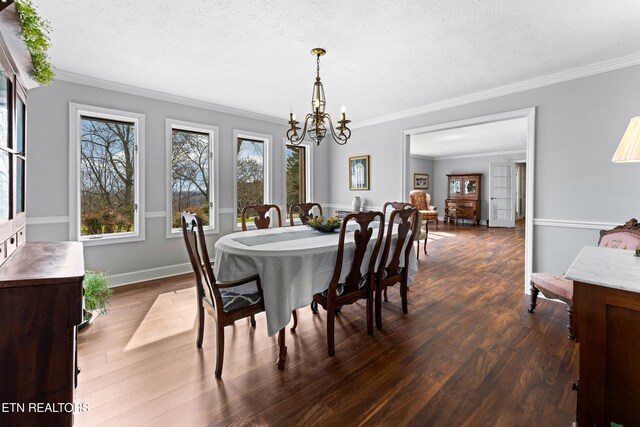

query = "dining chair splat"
(241, 204), (282, 231)
(289, 202), (323, 226)
(311, 211), (385, 356)
(376, 207), (418, 329)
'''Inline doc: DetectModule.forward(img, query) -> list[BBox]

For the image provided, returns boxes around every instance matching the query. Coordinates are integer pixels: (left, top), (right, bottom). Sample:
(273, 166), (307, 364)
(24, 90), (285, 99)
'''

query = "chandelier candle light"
(287, 48), (351, 146)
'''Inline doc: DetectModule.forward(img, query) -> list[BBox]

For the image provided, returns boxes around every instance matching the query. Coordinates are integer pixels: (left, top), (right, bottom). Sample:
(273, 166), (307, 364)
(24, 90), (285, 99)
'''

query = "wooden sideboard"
(444, 173), (482, 225)
(566, 246), (640, 426)
(0, 242), (85, 427)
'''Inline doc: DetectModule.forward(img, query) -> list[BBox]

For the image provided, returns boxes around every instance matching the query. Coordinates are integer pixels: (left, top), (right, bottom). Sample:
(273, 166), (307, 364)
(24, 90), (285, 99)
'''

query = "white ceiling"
(410, 118), (527, 158)
(33, 1), (640, 123)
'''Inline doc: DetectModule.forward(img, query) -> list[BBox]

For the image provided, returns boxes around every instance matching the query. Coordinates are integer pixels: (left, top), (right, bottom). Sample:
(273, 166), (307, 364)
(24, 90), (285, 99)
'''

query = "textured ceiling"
(33, 1), (640, 123)
(411, 118), (527, 158)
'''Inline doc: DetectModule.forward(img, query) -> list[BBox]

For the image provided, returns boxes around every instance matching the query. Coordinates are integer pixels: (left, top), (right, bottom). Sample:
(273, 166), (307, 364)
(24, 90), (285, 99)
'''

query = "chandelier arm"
(325, 113), (349, 145)
(287, 114), (314, 145)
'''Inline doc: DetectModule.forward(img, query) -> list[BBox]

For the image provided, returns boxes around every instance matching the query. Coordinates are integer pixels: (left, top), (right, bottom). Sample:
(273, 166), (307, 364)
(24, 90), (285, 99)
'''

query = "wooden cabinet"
(566, 246), (640, 426)
(0, 7), (85, 426)
(444, 174), (482, 225)
(0, 242), (85, 427)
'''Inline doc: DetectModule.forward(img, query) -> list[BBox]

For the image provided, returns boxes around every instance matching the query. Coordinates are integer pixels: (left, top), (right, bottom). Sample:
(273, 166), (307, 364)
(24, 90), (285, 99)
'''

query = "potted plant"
(79, 271), (112, 331)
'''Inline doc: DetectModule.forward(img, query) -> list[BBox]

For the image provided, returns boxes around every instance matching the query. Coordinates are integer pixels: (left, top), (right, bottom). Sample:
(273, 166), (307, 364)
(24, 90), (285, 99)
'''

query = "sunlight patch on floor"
(124, 288), (196, 351)
(427, 231), (456, 241)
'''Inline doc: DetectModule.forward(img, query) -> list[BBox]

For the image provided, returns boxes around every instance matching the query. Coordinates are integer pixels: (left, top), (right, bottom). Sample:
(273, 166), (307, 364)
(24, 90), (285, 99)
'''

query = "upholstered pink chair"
(410, 190), (438, 230)
(528, 218), (640, 339)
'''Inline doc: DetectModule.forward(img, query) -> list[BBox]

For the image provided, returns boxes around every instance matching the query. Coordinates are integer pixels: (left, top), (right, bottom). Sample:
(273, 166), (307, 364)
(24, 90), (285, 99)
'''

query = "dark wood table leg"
(277, 328), (287, 370)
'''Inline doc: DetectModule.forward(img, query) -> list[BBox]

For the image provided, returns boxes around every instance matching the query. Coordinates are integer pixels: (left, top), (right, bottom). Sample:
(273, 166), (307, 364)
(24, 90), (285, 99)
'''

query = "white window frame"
(165, 119), (219, 238)
(233, 130), (272, 231)
(69, 103), (145, 246)
(282, 141), (313, 225)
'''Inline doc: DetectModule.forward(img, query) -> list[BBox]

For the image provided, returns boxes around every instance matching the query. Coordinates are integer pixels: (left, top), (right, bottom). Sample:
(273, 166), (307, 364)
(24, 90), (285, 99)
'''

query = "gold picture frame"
(349, 155), (370, 190)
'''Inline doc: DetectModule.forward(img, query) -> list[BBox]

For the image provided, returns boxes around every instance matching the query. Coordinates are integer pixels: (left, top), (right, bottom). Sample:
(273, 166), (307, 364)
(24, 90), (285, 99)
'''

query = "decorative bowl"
(307, 216), (342, 233)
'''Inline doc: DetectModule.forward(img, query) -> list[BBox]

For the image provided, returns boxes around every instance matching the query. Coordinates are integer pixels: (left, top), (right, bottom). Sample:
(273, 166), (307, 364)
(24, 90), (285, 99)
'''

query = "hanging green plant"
(14, 0), (54, 85)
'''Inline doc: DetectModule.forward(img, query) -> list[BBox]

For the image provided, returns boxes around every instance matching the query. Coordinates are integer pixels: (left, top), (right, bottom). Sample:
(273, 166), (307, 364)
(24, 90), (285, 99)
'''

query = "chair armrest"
(216, 274), (261, 289)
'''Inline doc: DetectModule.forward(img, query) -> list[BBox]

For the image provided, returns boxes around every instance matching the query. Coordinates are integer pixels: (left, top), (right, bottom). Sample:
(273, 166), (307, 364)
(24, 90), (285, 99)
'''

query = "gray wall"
(328, 64), (640, 274)
(26, 80), (331, 283)
(409, 156), (435, 196)
(433, 152), (525, 222)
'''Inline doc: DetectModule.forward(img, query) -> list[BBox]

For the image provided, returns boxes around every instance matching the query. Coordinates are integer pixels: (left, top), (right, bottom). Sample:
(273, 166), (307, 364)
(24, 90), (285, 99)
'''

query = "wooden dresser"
(444, 173), (482, 225)
(565, 246), (640, 426)
(0, 242), (85, 427)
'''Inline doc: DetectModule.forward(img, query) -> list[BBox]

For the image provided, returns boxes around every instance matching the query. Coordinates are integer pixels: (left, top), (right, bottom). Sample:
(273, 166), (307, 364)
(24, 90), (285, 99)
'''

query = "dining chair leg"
(215, 321), (225, 378)
(400, 281), (408, 314)
(326, 301), (336, 356)
(375, 287), (383, 330)
(366, 297), (374, 336)
(424, 221), (429, 255)
(383, 288), (388, 302)
(416, 241), (421, 260)
(291, 310), (298, 332)
(311, 301), (318, 314)
(196, 302), (205, 348)
(250, 314), (256, 328)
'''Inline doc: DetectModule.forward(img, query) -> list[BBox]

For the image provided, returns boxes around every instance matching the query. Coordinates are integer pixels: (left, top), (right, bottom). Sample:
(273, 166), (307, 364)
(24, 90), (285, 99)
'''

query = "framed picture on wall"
(414, 173), (429, 189)
(349, 155), (370, 190)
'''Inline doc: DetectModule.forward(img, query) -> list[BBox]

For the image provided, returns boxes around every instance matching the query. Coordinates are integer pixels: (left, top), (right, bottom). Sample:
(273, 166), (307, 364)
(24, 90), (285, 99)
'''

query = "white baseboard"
(106, 262), (195, 288)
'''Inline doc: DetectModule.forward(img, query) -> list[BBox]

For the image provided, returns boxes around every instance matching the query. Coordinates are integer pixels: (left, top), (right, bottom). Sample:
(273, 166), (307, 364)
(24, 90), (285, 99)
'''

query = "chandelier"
(287, 48), (351, 146)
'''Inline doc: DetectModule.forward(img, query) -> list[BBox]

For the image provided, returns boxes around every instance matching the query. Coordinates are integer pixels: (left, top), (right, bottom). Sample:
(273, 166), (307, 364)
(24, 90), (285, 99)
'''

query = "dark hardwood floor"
(74, 221), (578, 426)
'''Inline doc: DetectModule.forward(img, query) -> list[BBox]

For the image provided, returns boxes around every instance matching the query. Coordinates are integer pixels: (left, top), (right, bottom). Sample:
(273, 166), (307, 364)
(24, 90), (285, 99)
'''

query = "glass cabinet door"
(464, 178), (478, 195)
(449, 178), (461, 196)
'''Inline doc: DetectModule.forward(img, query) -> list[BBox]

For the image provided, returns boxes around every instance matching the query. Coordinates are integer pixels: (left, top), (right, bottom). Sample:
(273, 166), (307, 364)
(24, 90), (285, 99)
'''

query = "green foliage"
(81, 209), (134, 236)
(83, 271), (112, 315)
(172, 206), (209, 228)
(307, 216), (341, 232)
(15, 0), (55, 85)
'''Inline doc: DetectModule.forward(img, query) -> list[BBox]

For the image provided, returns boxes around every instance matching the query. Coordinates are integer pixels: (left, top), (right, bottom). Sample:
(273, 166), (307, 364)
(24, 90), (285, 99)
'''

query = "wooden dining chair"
(241, 204), (282, 231)
(384, 201), (427, 259)
(289, 202), (323, 225)
(311, 211), (385, 356)
(181, 212), (265, 378)
(376, 207), (418, 329)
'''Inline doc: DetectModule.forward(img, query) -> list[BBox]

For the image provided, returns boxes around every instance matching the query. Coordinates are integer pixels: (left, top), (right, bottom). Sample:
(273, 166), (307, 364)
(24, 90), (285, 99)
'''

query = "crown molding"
(353, 52), (640, 129)
(54, 70), (288, 125)
(410, 154), (435, 160)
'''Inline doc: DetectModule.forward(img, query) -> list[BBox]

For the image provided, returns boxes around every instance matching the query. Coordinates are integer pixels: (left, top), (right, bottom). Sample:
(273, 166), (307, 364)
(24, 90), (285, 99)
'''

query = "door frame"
(400, 107), (536, 291)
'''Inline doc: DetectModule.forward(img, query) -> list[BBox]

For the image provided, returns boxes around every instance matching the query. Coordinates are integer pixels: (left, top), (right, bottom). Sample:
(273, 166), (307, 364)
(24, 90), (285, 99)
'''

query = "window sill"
(80, 233), (145, 247)
(166, 227), (219, 239)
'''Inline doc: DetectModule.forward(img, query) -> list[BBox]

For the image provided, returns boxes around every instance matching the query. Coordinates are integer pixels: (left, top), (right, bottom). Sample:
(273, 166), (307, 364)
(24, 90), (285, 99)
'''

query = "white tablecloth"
(214, 225), (417, 336)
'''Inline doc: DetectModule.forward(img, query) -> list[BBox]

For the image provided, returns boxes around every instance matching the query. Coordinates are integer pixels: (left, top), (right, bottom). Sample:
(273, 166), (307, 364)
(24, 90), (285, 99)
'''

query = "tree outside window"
(80, 116), (136, 236)
(286, 145), (306, 221)
(170, 129), (210, 229)
(236, 138), (265, 222)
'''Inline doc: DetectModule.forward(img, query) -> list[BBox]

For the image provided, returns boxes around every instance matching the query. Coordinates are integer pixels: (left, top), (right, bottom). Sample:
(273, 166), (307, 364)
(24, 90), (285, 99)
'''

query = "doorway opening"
(400, 108), (536, 290)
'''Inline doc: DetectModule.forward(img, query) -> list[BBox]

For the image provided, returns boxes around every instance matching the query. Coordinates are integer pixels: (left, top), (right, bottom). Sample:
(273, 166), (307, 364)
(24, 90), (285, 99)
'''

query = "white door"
(489, 162), (516, 228)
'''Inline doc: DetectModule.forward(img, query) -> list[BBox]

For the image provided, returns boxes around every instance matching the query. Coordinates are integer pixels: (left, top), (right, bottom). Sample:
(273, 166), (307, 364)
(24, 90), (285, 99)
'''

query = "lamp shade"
(612, 116), (640, 163)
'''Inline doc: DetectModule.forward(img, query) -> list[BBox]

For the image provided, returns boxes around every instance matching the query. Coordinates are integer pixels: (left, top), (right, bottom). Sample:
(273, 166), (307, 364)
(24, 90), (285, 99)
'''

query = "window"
(166, 119), (218, 237)
(69, 104), (145, 245)
(285, 144), (311, 223)
(233, 130), (271, 229)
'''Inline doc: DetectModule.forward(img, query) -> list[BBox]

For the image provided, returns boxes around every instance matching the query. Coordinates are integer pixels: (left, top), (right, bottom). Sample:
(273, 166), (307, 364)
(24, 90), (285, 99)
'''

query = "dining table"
(213, 221), (418, 369)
